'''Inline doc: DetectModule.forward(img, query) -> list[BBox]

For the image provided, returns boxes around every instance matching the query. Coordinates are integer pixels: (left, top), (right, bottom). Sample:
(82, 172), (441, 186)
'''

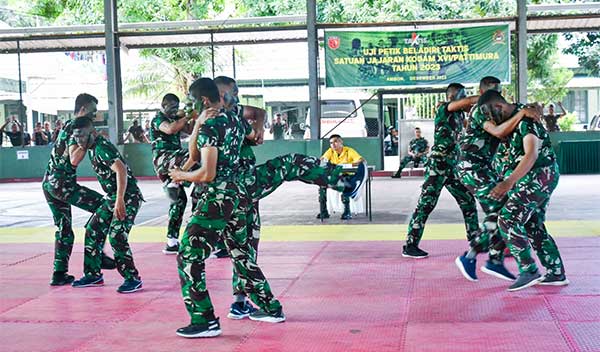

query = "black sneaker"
(391, 172), (402, 179)
(72, 275), (104, 288)
(50, 271), (75, 286)
(249, 307), (286, 323)
(538, 273), (570, 286)
(227, 301), (258, 320)
(343, 161), (368, 199)
(402, 244), (429, 259)
(176, 318), (221, 338)
(162, 243), (179, 255)
(101, 254), (117, 270)
(341, 210), (352, 220)
(508, 271), (542, 292)
(117, 278), (143, 293)
(316, 212), (330, 219)
(209, 249), (229, 259)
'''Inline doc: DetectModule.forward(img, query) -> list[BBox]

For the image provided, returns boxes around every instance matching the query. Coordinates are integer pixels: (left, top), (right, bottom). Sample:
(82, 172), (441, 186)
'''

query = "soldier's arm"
(170, 146), (217, 183)
(158, 113), (190, 135)
(243, 106), (266, 144)
(0, 120), (8, 132)
(483, 107), (539, 139)
(109, 159), (128, 220)
(447, 95), (478, 113)
(69, 144), (87, 167)
(490, 134), (539, 199)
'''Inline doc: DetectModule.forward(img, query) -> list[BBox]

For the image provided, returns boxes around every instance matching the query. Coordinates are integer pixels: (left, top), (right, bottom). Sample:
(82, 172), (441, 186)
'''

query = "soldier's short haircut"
(214, 76), (236, 86)
(189, 78), (220, 103)
(74, 93), (98, 114)
(446, 83), (465, 99)
(415, 127), (421, 131)
(479, 76), (501, 93)
(162, 93), (179, 105)
(72, 116), (94, 130)
(478, 89), (506, 107)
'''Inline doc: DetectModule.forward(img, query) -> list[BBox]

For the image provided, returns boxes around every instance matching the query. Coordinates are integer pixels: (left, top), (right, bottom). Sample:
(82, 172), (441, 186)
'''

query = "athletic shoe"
(101, 254), (117, 270)
(340, 210), (352, 220)
(343, 161), (368, 199)
(391, 172), (402, 179)
(209, 249), (229, 259)
(249, 307), (286, 323)
(227, 301), (258, 320)
(176, 319), (221, 338)
(162, 243), (179, 255)
(72, 275), (104, 288)
(117, 278), (143, 293)
(508, 271), (542, 292)
(50, 271), (75, 286)
(538, 273), (570, 286)
(481, 260), (516, 281)
(455, 252), (478, 281)
(402, 244), (428, 259)
(316, 212), (330, 219)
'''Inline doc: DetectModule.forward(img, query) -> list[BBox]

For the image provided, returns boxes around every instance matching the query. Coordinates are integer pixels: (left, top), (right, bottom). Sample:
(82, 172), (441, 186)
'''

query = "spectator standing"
(270, 113), (287, 140)
(542, 103), (565, 132)
(124, 120), (150, 143)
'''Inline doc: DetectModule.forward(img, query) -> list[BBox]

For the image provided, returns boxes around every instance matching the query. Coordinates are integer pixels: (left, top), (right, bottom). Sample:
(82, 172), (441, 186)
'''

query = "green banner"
(325, 25), (510, 88)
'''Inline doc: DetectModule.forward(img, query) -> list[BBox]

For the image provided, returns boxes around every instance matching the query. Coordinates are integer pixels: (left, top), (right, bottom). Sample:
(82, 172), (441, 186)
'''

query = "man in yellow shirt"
(319, 134), (365, 220)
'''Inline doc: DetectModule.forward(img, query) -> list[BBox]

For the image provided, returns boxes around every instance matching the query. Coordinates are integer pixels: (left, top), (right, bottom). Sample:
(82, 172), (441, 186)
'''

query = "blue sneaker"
(72, 275), (104, 288)
(455, 252), (478, 282)
(117, 278), (143, 293)
(227, 301), (258, 320)
(343, 161), (367, 199)
(481, 260), (516, 281)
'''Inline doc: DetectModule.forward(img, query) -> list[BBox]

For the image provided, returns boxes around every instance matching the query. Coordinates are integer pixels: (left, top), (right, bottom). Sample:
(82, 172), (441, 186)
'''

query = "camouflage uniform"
(456, 105), (507, 261)
(398, 137), (428, 171)
(406, 103), (479, 246)
(149, 111), (192, 240)
(80, 135), (142, 280)
(179, 110), (282, 325)
(41, 120), (105, 273)
(498, 118), (565, 275)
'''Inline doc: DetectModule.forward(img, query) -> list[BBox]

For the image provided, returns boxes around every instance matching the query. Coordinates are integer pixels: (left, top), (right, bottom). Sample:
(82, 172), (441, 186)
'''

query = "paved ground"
(1, 174), (598, 228)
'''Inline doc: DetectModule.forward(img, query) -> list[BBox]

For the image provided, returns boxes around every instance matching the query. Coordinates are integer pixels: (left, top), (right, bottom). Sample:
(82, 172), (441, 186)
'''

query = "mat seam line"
(399, 261), (415, 351)
(543, 295), (579, 352)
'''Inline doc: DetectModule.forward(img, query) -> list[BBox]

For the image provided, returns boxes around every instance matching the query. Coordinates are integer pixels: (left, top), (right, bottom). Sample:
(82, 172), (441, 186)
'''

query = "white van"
(304, 95), (368, 139)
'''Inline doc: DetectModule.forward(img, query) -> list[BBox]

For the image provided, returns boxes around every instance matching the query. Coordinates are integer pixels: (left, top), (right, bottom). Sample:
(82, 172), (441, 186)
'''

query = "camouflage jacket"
(149, 111), (184, 158)
(408, 137), (429, 154)
(45, 120), (76, 177)
(87, 135), (140, 197)
(459, 105), (500, 166)
(429, 103), (463, 162)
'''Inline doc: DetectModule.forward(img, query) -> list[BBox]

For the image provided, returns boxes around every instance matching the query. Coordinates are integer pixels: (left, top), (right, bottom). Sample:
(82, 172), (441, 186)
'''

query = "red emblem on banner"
(328, 36), (340, 50)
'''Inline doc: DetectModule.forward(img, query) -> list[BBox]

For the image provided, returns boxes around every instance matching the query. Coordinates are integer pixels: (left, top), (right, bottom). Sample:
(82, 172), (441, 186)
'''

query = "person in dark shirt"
(1, 117), (25, 147)
(270, 113), (286, 140)
(125, 120), (149, 143)
(51, 120), (64, 143)
(542, 103), (565, 132)
(34, 122), (49, 146)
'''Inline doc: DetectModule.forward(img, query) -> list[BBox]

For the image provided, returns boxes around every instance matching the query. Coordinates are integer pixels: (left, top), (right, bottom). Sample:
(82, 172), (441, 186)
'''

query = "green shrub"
(558, 112), (577, 131)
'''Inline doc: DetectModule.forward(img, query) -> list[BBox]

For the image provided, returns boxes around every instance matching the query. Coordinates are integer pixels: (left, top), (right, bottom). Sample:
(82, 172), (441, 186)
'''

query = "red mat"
(1, 238), (598, 352)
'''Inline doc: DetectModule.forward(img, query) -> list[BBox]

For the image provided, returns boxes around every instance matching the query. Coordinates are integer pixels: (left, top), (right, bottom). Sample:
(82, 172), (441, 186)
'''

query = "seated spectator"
(124, 120), (149, 143)
(1, 117), (27, 147)
(384, 127), (399, 156)
(392, 127), (429, 178)
(318, 134), (365, 220)
(542, 102), (565, 132)
(34, 122), (49, 146)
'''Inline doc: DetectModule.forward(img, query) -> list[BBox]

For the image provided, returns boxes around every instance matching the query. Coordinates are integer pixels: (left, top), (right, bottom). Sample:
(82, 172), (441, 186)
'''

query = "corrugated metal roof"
(0, 14), (598, 54)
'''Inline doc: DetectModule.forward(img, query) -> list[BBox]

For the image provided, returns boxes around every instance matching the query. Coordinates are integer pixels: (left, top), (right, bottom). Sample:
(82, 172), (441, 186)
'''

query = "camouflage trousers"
(83, 192), (142, 280)
(457, 160), (507, 262)
(231, 153), (347, 295)
(398, 155), (427, 171)
(407, 157), (479, 246)
(42, 172), (105, 273)
(179, 180), (282, 325)
(498, 164), (565, 276)
(154, 149), (191, 240)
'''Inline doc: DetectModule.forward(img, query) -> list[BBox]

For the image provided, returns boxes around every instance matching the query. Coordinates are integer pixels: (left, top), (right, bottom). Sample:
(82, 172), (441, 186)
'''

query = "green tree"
(564, 32), (600, 77)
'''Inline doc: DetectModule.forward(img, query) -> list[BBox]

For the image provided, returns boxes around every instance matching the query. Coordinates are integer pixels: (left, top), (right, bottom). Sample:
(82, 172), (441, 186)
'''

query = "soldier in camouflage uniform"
(69, 117), (143, 294)
(149, 93), (198, 254)
(212, 76), (366, 319)
(42, 93), (115, 286)
(402, 83), (479, 259)
(392, 127), (429, 178)
(169, 78), (285, 338)
(479, 90), (567, 291)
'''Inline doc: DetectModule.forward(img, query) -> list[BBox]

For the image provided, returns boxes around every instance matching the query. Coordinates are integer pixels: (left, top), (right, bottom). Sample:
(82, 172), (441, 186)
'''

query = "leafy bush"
(558, 112), (577, 131)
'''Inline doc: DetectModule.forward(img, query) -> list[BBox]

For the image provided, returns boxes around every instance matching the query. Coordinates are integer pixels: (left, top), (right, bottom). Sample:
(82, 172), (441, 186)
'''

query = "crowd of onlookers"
(0, 116), (65, 147)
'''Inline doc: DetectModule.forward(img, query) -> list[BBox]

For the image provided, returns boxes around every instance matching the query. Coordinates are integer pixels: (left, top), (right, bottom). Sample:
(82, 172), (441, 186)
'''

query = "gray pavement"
(0, 174), (598, 228)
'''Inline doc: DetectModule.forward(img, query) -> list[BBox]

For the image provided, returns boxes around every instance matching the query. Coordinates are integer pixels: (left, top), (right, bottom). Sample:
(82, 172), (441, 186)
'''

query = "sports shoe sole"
(454, 257), (478, 282)
(118, 286), (143, 294)
(227, 312), (250, 320)
(73, 282), (104, 288)
(248, 315), (286, 323)
(538, 279), (570, 286)
(507, 277), (542, 292)
(162, 250), (178, 255)
(481, 266), (516, 282)
(401, 253), (428, 259)
(176, 329), (222, 338)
